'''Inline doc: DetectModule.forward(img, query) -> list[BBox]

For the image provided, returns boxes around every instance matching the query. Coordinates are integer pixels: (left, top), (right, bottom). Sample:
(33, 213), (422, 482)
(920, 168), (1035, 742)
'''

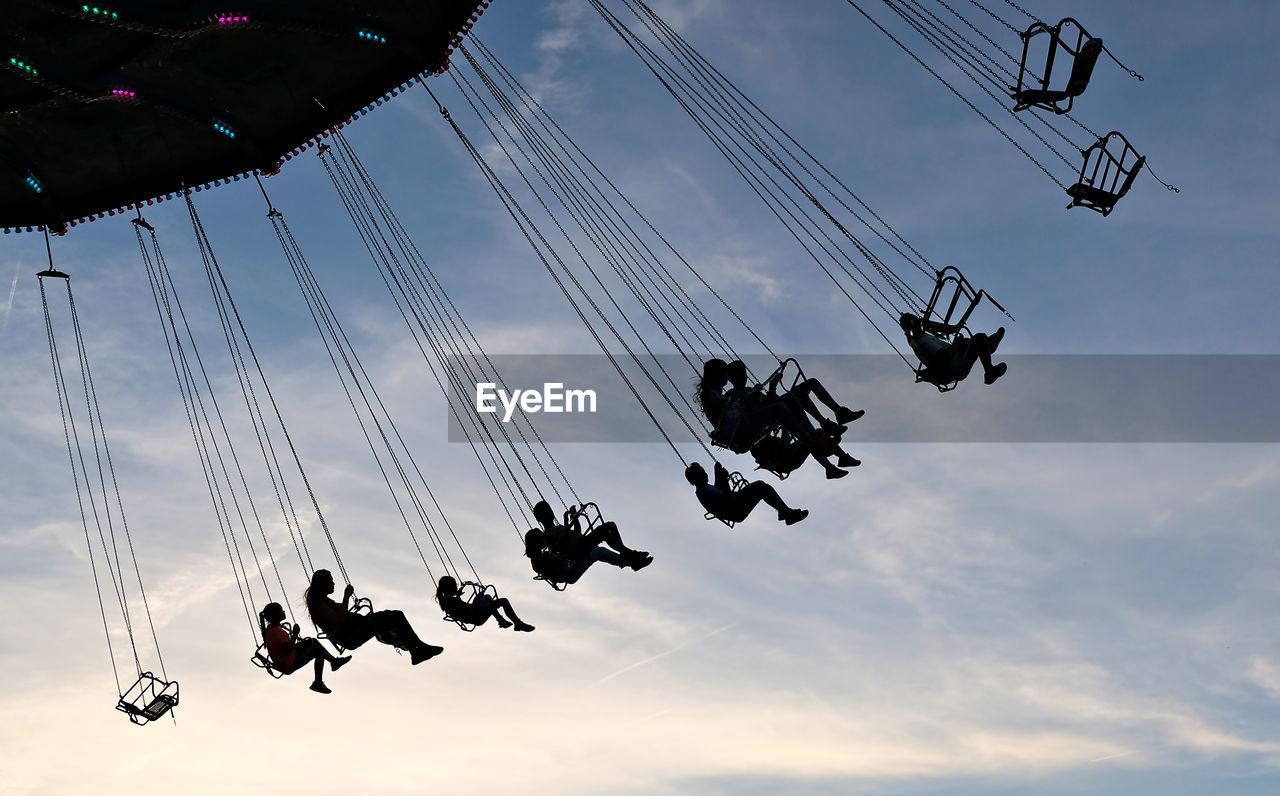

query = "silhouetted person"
(532, 500), (651, 570)
(695, 359), (849, 479)
(726, 360), (862, 470)
(686, 461), (808, 526)
(725, 359), (863, 433)
(304, 569), (443, 665)
(524, 526), (650, 586)
(435, 575), (534, 632)
(749, 432), (811, 477)
(259, 601), (351, 694)
(899, 313), (1007, 387)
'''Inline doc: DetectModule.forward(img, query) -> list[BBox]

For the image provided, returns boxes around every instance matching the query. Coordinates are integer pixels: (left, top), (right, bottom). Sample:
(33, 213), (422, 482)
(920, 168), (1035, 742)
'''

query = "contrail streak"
(1, 264), (18, 334)
(598, 623), (734, 683)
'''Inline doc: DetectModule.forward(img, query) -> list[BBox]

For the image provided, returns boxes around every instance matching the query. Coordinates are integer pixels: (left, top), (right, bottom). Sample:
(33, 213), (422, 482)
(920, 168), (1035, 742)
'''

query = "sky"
(3, 1), (1280, 794)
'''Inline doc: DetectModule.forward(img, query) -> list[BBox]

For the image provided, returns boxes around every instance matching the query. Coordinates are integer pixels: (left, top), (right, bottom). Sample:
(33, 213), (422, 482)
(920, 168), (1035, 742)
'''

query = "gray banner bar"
(445, 355), (1280, 443)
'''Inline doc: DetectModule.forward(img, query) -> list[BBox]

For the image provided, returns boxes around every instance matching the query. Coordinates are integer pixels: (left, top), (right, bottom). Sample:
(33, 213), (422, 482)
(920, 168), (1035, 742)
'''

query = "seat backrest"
(140, 695), (175, 721)
(1065, 37), (1103, 97)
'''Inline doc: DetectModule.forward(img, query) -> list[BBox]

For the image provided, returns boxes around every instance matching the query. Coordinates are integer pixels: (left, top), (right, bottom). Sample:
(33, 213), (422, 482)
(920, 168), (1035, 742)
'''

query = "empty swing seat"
(116, 672), (179, 725)
(1013, 20), (1104, 114)
(1067, 131), (1145, 216)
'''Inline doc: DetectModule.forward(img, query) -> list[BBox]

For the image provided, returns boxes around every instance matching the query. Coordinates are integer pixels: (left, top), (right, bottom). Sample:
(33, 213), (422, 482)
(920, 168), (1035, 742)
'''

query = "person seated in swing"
(899, 312), (1007, 386)
(685, 461), (809, 526)
(695, 358), (850, 479)
(725, 359), (863, 434)
(435, 575), (534, 632)
(524, 528), (641, 585)
(726, 359), (862, 470)
(533, 499), (652, 571)
(748, 430), (811, 477)
(304, 569), (444, 665)
(259, 602), (351, 694)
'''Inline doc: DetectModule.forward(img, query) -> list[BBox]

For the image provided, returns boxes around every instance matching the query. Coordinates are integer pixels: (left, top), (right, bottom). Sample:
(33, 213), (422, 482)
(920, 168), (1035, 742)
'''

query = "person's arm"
(565, 506), (582, 534)
(766, 363), (785, 393)
(713, 461), (730, 490)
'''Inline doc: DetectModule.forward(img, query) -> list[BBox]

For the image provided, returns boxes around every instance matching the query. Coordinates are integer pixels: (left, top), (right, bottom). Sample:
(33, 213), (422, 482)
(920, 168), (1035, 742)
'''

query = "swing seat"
(533, 573), (569, 591)
(703, 471), (749, 527)
(251, 644), (287, 678)
(318, 596), (375, 653)
(1013, 19), (1103, 115)
(442, 582), (499, 631)
(115, 672), (179, 725)
(749, 427), (809, 480)
(567, 502), (605, 532)
(907, 266), (1009, 390)
(704, 510), (736, 528)
(1067, 132), (1144, 217)
(914, 367), (960, 393)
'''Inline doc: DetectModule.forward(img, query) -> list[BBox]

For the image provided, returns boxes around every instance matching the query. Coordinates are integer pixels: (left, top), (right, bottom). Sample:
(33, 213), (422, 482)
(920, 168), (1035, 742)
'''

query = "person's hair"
(524, 528), (545, 557)
(435, 575), (458, 605)
(725, 360), (748, 390)
(258, 602), (285, 637)
(694, 359), (729, 419)
(684, 462), (708, 486)
(899, 313), (918, 333)
(532, 500), (556, 527)
(303, 569), (332, 623)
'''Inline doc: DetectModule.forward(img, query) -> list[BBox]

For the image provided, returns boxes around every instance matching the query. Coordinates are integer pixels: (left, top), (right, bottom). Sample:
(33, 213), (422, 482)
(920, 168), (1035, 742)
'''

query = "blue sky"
(2, 1), (1279, 794)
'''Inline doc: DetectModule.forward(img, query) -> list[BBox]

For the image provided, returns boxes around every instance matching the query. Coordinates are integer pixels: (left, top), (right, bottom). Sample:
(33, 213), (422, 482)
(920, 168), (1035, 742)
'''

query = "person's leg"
(748, 403), (845, 477)
(750, 402), (817, 443)
(293, 638), (348, 693)
(972, 331), (1007, 383)
(292, 638), (326, 682)
(736, 481), (783, 514)
(371, 609), (443, 664)
(585, 545), (625, 571)
(468, 594), (503, 628)
(791, 379), (863, 425)
(374, 609), (444, 664)
(778, 389), (825, 426)
(330, 614), (378, 651)
(732, 482), (807, 525)
(495, 597), (535, 632)
(583, 520), (639, 556)
(370, 610), (423, 650)
(580, 522), (651, 569)
(558, 553), (599, 584)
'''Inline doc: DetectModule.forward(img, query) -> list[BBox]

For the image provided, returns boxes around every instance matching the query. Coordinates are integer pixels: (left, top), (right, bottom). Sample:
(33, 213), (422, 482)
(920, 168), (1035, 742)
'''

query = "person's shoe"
(835, 406), (864, 424)
(988, 327), (1005, 354)
(495, 618), (513, 629)
(984, 361), (1008, 385)
(331, 655), (352, 672)
(820, 419), (848, 436)
(309, 681), (332, 694)
(783, 509), (809, 526)
(513, 622), (536, 632)
(411, 644), (444, 665)
(836, 452), (861, 468)
(825, 465), (848, 480)
(629, 552), (654, 571)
